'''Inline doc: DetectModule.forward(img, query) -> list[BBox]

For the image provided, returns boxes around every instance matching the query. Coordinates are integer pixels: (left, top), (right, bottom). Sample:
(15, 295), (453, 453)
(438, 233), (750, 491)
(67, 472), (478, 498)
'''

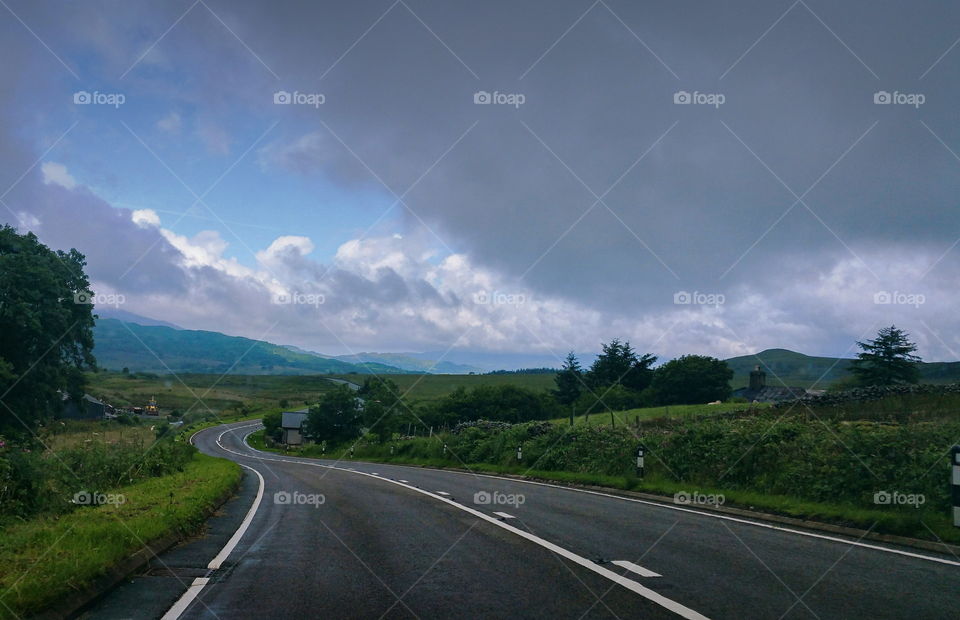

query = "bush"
(0, 432), (195, 522)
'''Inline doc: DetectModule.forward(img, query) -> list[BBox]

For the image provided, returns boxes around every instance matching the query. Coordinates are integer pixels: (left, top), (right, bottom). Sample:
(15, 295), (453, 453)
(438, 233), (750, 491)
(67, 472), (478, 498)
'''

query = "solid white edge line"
(612, 560), (662, 578)
(236, 423), (960, 568)
(211, 424), (708, 620)
(492, 511), (516, 519)
(161, 427), (267, 620)
(160, 578), (210, 620)
(436, 491), (451, 496)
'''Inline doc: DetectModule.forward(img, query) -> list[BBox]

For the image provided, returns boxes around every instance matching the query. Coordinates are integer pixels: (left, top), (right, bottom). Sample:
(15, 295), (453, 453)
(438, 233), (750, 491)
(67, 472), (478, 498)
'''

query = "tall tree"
(359, 377), (406, 442)
(0, 226), (96, 437)
(304, 385), (362, 443)
(849, 325), (921, 386)
(649, 355), (733, 405)
(586, 339), (656, 392)
(553, 352), (583, 405)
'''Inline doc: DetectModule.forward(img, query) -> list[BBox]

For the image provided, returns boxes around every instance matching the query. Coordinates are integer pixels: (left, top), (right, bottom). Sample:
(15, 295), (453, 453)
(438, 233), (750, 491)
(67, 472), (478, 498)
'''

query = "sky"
(2, 0), (959, 365)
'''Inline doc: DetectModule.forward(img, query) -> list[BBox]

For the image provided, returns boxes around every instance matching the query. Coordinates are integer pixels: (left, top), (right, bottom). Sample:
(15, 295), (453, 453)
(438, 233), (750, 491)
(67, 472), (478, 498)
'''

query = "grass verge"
(0, 452), (241, 619)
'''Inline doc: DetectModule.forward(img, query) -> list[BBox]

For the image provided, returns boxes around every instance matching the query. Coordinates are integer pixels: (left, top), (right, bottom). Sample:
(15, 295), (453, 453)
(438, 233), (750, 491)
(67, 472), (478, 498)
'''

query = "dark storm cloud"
(2, 0), (959, 357)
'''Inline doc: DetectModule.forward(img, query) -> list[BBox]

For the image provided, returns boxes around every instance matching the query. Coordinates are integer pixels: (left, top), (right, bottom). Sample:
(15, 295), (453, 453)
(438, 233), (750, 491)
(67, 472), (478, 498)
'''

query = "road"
(86, 421), (960, 619)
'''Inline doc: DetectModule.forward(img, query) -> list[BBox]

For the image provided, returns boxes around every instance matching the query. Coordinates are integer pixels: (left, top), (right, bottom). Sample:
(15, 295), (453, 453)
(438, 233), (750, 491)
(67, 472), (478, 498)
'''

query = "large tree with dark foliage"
(849, 325), (921, 386)
(358, 377), (409, 442)
(586, 339), (656, 392)
(0, 226), (96, 436)
(305, 385), (363, 443)
(648, 355), (733, 405)
(553, 352), (583, 406)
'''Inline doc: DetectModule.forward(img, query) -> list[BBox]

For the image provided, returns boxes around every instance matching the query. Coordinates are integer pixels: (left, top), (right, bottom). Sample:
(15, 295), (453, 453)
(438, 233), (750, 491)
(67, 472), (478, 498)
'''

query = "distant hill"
(92, 319), (405, 375)
(332, 352), (481, 374)
(95, 308), (182, 329)
(725, 348), (960, 389)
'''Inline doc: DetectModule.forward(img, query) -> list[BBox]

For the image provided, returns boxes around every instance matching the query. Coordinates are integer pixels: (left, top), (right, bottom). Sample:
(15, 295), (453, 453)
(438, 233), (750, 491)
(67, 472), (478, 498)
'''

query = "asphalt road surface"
(85, 421), (960, 619)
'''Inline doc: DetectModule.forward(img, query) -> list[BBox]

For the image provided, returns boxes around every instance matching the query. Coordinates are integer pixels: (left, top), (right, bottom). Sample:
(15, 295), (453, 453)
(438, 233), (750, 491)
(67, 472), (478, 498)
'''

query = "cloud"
(131, 209), (160, 228)
(41, 162), (76, 189)
(3, 1), (960, 362)
(157, 111), (181, 133)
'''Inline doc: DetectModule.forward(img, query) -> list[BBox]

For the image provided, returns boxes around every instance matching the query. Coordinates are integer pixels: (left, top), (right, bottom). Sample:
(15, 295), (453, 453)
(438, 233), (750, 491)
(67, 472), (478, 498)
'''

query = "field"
(328, 372), (557, 402)
(85, 371), (338, 415)
(86, 371), (557, 415)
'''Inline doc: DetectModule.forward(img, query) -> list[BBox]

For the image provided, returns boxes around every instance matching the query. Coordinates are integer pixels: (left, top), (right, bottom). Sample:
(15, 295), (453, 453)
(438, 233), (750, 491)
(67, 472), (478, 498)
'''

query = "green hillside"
(726, 348), (960, 389)
(92, 319), (405, 375)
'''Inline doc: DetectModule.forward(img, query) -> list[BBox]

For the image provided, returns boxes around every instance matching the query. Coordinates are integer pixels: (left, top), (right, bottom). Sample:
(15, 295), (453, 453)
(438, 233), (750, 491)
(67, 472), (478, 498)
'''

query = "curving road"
(86, 421), (960, 619)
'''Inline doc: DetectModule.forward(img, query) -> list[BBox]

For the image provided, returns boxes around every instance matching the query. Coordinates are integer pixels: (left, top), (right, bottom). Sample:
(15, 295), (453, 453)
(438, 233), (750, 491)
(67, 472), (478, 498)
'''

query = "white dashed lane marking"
(613, 560), (662, 578)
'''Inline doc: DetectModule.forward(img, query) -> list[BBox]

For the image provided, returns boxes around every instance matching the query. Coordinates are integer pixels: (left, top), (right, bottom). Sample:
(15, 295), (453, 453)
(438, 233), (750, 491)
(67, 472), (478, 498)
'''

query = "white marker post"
(951, 445), (960, 527)
(636, 443), (646, 478)
(517, 444), (523, 462)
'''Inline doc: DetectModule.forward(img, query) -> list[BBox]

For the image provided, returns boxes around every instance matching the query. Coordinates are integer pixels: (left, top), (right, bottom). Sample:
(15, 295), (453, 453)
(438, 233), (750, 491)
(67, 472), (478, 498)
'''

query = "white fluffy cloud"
(131, 209), (160, 228)
(40, 162), (76, 189)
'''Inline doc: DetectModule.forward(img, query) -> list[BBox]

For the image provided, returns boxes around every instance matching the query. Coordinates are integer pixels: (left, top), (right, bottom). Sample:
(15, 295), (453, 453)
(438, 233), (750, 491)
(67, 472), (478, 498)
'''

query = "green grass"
(0, 452), (240, 619)
(328, 372), (557, 402)
(549, 401), (770, 426)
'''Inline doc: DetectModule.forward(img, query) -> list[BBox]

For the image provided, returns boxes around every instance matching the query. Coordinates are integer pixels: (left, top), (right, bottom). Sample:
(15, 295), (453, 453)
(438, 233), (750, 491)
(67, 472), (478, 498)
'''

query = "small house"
(60, 393), (106, 420)
(281, 410), (309, 445)
(732, 365), (825, 403)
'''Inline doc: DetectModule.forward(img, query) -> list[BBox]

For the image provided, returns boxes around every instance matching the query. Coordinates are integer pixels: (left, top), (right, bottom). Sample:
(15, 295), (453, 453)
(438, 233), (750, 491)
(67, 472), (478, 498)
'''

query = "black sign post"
(951, 445), (960, 527)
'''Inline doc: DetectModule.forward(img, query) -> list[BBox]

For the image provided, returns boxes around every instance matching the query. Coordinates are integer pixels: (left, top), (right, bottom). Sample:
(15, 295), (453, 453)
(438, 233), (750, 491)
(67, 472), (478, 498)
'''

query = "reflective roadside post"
(517, 444), (523, 462)
(636, 443), (646, 478)
(951, 445), (960, 527)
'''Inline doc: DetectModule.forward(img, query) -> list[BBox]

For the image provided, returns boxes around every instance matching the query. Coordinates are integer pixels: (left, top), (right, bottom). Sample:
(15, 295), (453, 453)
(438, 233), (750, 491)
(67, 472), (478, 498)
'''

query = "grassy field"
(44, 422), (157, 450)
(86, 371), (557, 414)
(548, 401), (770, 426)
(86, 371), (338, 415)
(0, 452), (240, 619)
(328, 372), (557, 402)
